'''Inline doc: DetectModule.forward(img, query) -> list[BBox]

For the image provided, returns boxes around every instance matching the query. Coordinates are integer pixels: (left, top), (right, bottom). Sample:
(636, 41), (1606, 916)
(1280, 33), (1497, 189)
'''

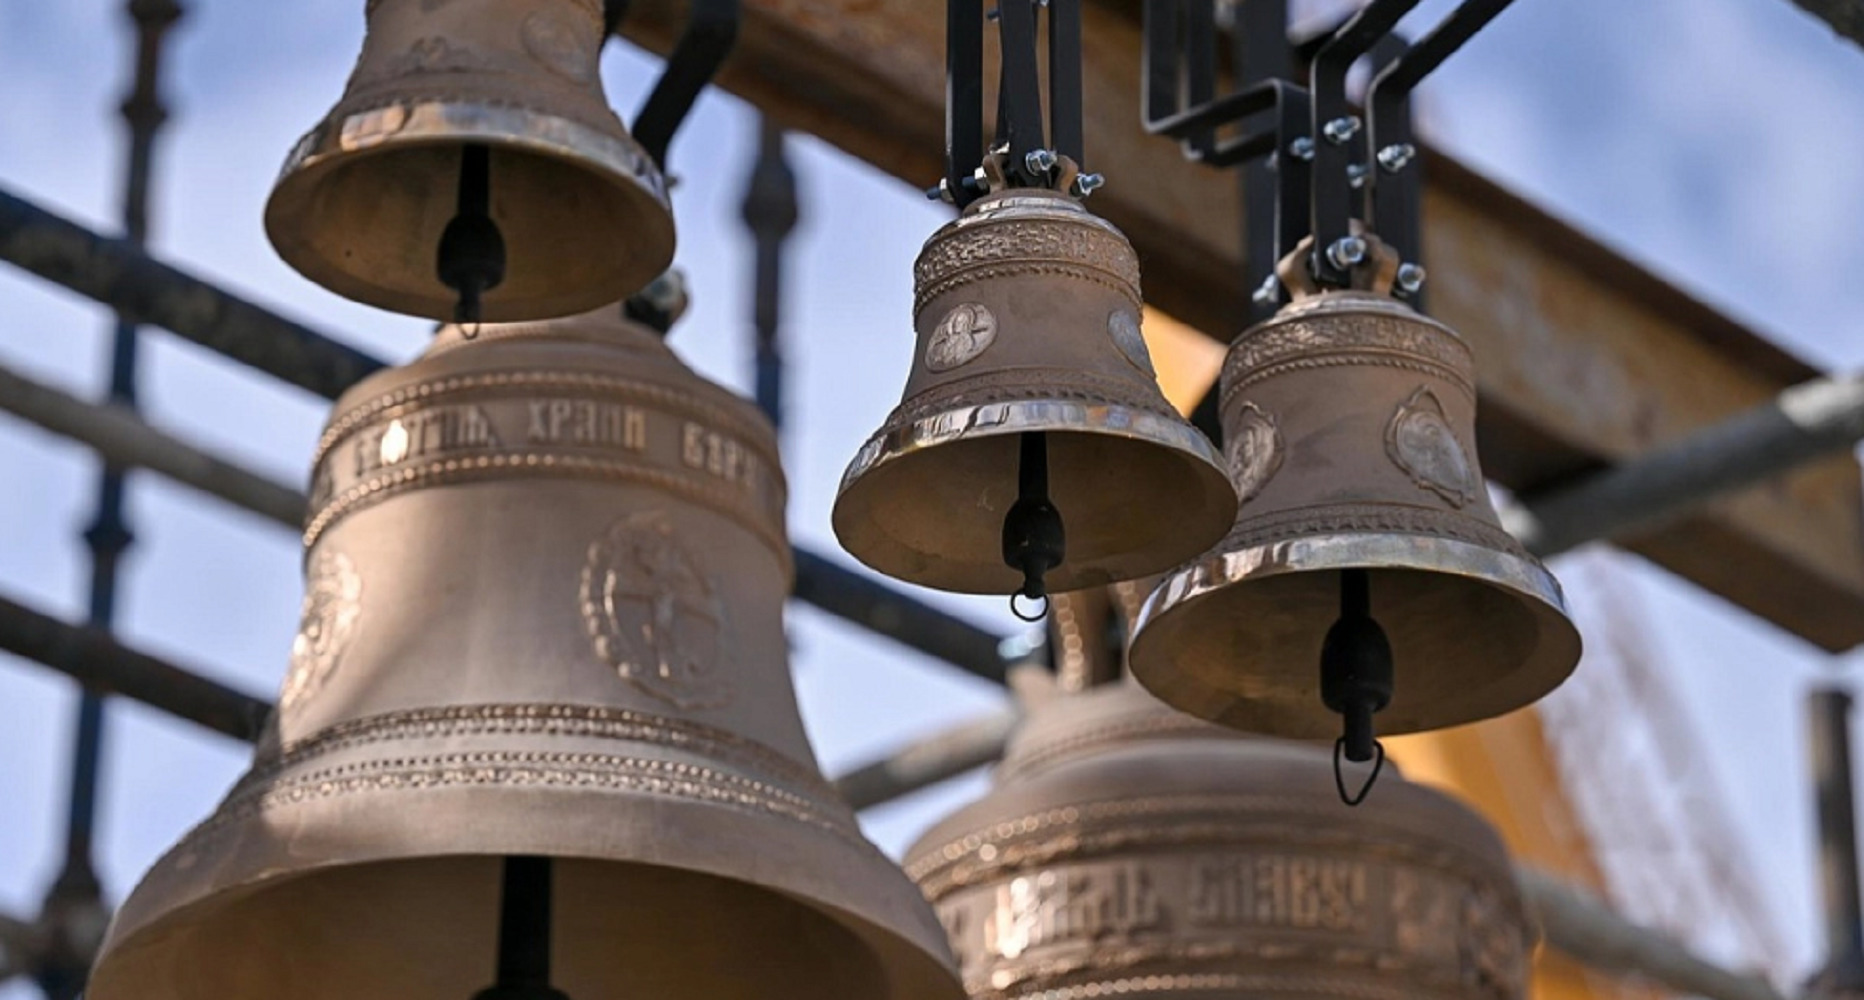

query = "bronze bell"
(86, 305), (963, 1000)
(906, 680), (1532, 1000)
(833, 187), (1237, 602)
(1130, 279), (1582, 747)
(265, 0), (674, 322)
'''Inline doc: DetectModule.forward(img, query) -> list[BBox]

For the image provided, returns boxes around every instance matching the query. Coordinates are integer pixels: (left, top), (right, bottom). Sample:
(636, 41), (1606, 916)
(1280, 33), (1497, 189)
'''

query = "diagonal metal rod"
(1505, 372), (1864, 557)
(0, 366), (307, 527)
(1515, 867), (1787, 1000)
(0, 358), (1011, 688)
(0, 187), (385, 401)
(0, 591), (270, 743)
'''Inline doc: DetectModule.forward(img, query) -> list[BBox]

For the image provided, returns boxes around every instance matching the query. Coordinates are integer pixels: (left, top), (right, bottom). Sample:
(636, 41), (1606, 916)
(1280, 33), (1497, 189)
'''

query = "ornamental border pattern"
(314, 370), (775, 472)
(1222, 353), (1476, 400)
(1213, 501), (1529, 559)
(1222, 315), (1473, 394)
(301, 452), (791, 568)
(915, 220), (1140, 292)
(905, 797), (1517, 901)
(892, 368), (1182, 425)
(915, 261), (1142, 316)
(996, 972), (1427, 1000)
(969, 939), (1477, 1000)
(258, 703), (829, 795)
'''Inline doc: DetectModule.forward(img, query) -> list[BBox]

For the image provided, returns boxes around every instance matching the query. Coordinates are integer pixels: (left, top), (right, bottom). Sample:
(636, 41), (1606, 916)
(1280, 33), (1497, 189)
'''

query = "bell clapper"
(1321, 568), (1394, 806)
(471, 856), (570, 1000)
(1002, 431), (1065, 621)
(437, 143), (507, 331)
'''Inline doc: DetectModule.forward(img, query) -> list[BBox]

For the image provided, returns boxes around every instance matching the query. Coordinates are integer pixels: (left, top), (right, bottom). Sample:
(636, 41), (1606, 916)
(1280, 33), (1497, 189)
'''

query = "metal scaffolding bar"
(0, 591), (269, 743)
(1509, 373), (1864, 558)
(0, 357), (1010, 694)
(832, 707), (1019, 810)
(0, 365), (305, 529)
(1515, 867), (1788, 1000)
(1808, 688), (1864, 992)
(0, 187), (383, 402)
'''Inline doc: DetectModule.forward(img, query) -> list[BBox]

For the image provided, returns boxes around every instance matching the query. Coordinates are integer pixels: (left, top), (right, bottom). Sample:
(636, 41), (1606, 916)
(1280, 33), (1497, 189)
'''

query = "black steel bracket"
(615, 0), (741, 170)
(944, 0), (1088, 208)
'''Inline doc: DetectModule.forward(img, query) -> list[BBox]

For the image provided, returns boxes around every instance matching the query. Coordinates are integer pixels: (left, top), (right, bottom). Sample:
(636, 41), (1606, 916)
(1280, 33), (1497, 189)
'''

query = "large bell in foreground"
(833, 188), (1236, 597)
(906, 681), (1532, 1000)
(265, 0), (674, 322)
(87, 306), (962, 1000)
(1131, 288), (1581, 740)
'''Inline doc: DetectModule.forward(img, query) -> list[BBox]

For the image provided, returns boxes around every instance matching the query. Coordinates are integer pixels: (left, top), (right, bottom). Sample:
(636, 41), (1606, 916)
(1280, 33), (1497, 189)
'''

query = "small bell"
(906, 681), (1533, 999)
(265, 0), (675, 322)
(1130, 262), (1582, 746)
(87, 303), (962, 1000)
(833, 187), (1237, 602)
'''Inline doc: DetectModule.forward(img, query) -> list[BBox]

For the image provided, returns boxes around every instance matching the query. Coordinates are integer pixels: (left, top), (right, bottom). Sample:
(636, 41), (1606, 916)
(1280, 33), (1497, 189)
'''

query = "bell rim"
(1128, 530), (1582, 738)
(264, 98), (675, 322)
(93, 712), (964, 1000)
(830, 398), (1237, 594)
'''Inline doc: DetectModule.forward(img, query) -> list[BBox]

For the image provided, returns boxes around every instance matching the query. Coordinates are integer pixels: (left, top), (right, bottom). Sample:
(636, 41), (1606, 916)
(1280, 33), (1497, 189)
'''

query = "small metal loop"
(462, 321), (481, 341)
(1333, 737), (1386, 807)
(1010, 591), (1050, 622)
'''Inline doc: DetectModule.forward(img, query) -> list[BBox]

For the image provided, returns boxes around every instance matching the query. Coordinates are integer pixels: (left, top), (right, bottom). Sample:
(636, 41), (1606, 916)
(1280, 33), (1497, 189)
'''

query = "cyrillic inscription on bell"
(86, 305), (964, 1000)
(265, 0), (675, 322)
(1130, 288), (1582, 742)
(908, 682), (1531, 1000)
(833, 188), (1237, 597)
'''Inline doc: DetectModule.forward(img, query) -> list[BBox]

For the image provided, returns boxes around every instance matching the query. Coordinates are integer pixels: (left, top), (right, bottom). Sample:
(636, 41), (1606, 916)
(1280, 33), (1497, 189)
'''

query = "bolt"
(926, 178), (955, 203)
(1377, 142), (1417, 173)
(1322, 115), (1361, 145)
(1071, 172), (1106, 198)
(1396, 262), (1427, 295)
(1347, 163), (1369, 189)
(1024, 148), (1058, 175)
(1288, 136), (1316, 161)
(1251, 274), (1282, 307)
(1326, 236), (1368, 271)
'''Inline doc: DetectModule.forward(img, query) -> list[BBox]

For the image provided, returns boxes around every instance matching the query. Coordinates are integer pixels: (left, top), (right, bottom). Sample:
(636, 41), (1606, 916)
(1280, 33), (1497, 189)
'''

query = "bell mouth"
(91, 705), (963, 1000)
(832, 398), (1235, 594)
(1129, 532), (1582, 738)
(265, 99), (674, 322)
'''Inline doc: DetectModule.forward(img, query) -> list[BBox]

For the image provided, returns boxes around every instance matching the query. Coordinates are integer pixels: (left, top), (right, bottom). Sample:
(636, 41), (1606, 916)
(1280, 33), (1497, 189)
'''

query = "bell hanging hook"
(1320, 568), (1393, 806)
(1002, 431), (1065, 621)
(436, 144), (507, 330)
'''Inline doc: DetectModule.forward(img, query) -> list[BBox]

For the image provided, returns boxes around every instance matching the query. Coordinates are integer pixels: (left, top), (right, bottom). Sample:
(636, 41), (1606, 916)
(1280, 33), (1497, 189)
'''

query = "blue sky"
(4, 0), (1864, 992)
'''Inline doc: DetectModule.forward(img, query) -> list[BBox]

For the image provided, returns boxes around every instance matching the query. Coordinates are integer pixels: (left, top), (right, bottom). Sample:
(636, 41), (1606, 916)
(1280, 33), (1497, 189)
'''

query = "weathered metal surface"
(87, 305), (964, 1000)
(1133, 286), (1580, 740)
(908, 681), (1532, 1000)
(834, 187), (1234, 595)
(268, 0), (673, 321)
(617, 0), (1864, 651)
(0, 592), (268, 742)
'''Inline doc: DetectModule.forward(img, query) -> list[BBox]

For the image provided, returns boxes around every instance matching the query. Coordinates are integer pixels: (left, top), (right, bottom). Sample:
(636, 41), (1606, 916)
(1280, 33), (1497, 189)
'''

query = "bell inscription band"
(86, 306), (963, 1000)
(833, 188), (1236, 599)
(266, 0), (675, 322)
(1131, 287), (1582, 744)
(907, 682), (1532, 1000)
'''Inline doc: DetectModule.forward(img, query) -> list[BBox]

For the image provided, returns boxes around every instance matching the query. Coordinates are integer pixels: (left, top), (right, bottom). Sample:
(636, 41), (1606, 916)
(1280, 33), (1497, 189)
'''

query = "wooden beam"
(620, 0), (1864, 650)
